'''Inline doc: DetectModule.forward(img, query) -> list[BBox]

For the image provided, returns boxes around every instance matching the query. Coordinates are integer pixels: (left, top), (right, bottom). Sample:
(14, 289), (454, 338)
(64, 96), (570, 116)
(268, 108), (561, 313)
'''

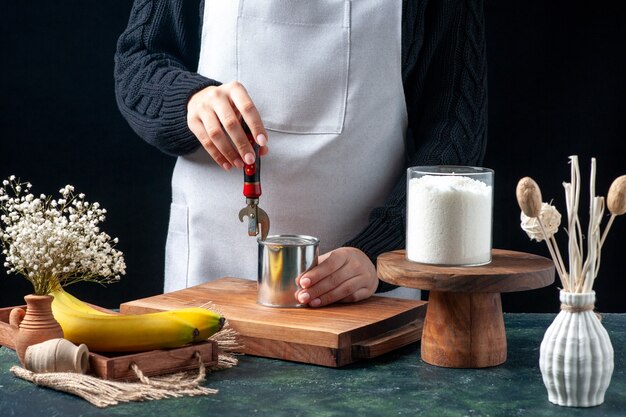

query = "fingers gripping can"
(258, 235), (320, 307)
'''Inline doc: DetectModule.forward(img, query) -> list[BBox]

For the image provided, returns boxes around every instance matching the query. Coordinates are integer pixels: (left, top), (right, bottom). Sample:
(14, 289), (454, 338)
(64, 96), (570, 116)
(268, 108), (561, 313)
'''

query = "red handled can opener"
(238, 122), (270, 240)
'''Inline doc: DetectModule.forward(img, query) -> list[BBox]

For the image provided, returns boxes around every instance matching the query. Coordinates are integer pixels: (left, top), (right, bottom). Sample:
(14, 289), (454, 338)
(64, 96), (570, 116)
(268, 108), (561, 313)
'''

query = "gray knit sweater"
(114, 0), (488, 292)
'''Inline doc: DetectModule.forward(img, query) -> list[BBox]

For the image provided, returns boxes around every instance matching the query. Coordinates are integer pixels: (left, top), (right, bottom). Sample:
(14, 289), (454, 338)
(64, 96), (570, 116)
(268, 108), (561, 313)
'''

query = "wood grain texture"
(377, 249), (555, 292)
(239, 337), (341, 367)
(352, 321), (423, 360)
(88, 340), (218, 381)
(120, 277), (427, 367)
(0, 306), (21, 349)
(421, 292), (506, 368)
(377, 249), (554, 368)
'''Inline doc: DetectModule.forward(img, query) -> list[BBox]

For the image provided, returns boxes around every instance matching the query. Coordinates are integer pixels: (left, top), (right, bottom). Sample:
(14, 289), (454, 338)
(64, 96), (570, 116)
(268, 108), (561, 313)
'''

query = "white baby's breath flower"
(0, 177), (126, 295)
(520, 202), (562, 241)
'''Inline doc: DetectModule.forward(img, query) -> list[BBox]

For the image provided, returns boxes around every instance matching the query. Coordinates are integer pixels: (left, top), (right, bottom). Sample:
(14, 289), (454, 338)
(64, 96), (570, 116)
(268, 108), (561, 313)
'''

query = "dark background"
(1, 1), (624, 312)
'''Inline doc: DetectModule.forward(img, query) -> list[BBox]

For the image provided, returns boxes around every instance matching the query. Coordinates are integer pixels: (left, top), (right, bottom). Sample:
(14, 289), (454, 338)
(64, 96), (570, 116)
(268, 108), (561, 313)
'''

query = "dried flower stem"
(599, 215), (616, 248)
(549, 236), (567, 281)
(536, 219), (568, 290)
(600, 175), (626, 247)
(562, 157), (607, 293)
(516, 178), (568, 289)
(564, 156), (582, 292)
(518, 157), (624, 295)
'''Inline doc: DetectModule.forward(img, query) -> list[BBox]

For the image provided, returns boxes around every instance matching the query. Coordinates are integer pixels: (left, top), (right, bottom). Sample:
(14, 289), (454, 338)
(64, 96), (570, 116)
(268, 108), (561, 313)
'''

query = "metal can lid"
(260, 234), (319, 247)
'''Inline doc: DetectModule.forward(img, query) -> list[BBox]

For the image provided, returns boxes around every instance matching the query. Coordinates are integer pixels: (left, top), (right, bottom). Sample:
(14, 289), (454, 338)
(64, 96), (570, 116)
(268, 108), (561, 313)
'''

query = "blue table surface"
(1, 313), (624, 417)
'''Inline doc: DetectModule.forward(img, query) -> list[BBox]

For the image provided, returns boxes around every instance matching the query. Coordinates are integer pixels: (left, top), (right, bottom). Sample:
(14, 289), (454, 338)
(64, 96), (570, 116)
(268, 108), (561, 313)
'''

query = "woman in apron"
(114, 0), (488, 307)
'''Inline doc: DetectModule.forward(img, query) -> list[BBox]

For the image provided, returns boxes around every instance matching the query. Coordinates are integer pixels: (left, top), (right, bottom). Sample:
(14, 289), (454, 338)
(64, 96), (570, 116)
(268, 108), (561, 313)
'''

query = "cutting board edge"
(120, 301), (344, 348)
(120, 300), (427, 350)
(239, 335), (344, 367)
(338, 301), (427, 347)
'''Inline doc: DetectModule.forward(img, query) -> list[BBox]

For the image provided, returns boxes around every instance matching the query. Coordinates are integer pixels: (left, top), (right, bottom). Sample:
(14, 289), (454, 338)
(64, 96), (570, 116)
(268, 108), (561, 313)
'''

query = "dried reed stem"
(599, 214), (616, 248)
(537, 219), (568, 291)
(563, 157), (606, 293)
(549, 235), (568, 285)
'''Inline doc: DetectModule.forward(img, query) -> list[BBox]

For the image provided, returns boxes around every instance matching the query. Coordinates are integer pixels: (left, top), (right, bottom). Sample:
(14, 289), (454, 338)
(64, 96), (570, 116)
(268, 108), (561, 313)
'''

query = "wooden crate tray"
(121, 277), (427, 367)
(0, 304), (218, 381)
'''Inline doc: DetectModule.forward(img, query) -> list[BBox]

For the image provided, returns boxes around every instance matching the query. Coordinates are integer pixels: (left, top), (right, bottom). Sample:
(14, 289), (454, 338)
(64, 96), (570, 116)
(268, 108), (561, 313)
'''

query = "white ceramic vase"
(539, 291), (614, 407)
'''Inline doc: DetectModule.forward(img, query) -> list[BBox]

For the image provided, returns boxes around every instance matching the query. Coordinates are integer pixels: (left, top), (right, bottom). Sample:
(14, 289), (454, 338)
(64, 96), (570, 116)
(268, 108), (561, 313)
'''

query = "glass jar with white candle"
(406, 166), (494, 266)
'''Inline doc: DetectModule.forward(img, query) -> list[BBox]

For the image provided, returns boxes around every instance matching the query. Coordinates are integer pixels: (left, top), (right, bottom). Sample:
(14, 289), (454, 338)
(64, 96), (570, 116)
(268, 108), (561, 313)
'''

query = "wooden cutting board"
(121, 277), (427, 367)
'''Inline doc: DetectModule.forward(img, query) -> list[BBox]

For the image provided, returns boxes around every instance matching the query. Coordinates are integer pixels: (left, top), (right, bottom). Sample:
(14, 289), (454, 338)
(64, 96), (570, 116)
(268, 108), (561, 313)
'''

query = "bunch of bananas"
(50, 288), (225, 352)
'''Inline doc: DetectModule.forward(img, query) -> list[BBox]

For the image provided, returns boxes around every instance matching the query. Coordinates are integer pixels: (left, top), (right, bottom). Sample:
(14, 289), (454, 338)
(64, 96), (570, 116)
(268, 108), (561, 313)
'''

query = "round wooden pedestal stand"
(377, 249), (555, 368)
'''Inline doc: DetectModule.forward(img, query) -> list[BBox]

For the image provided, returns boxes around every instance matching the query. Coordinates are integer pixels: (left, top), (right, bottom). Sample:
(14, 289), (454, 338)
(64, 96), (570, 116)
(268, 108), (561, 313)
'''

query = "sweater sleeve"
(344, 0), (488, 292)
(114, 0), (218, 156)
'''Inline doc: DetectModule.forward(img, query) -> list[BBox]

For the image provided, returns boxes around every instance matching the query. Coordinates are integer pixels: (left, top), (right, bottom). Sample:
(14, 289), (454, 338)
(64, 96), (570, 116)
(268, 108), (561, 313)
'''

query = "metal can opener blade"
(238, 121), (270, 240)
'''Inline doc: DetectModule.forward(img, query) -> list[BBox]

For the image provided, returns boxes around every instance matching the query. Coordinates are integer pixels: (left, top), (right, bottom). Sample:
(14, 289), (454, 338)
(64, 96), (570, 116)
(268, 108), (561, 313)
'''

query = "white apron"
(165, 0), (419, 299)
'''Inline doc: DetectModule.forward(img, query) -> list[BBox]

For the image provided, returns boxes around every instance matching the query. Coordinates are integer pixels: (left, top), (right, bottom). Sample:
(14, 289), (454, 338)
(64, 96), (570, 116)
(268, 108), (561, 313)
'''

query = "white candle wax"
(406, 174), (493, 265)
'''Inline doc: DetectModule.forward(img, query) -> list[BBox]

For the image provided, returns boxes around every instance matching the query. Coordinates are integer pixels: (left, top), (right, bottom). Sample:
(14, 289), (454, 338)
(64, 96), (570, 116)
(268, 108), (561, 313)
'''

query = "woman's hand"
(187, 81), (268, 170)
(295, 247), (379, 307)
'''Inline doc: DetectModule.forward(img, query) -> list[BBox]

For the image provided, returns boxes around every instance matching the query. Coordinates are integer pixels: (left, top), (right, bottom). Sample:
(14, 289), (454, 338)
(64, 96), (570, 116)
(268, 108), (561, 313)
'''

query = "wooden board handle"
(351, 320), (423, 360)
(0, 305), (26, 350)
(0, 321), (17, 350)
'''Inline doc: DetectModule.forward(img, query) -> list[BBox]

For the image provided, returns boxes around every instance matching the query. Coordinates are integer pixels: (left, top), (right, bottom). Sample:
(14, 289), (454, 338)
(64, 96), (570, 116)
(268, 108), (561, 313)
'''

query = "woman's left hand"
(295, 247), (378, 308)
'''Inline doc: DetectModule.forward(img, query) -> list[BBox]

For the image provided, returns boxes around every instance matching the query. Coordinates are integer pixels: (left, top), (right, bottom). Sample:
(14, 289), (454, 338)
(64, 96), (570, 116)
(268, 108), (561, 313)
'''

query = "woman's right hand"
(187, 81), (268, 170)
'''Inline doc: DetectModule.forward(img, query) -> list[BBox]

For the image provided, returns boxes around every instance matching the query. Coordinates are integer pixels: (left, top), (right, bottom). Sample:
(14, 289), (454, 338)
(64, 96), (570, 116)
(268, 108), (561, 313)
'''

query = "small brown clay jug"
(9, 295), (64, 366)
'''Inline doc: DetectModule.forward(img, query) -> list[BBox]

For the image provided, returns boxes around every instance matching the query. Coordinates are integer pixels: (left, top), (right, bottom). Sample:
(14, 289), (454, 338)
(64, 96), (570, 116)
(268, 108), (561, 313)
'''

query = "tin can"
(258, 235), (320, 307)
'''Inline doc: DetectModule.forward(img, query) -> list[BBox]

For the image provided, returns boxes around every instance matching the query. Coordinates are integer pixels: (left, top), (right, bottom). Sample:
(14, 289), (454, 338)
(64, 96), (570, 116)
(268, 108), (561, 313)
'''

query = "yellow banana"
(165, 307), (225, 340)
(54, 290), (224, 339)
(50, 288), (113, 316)
(50, 290), (224, 352)
(52, 289), (224, 340)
